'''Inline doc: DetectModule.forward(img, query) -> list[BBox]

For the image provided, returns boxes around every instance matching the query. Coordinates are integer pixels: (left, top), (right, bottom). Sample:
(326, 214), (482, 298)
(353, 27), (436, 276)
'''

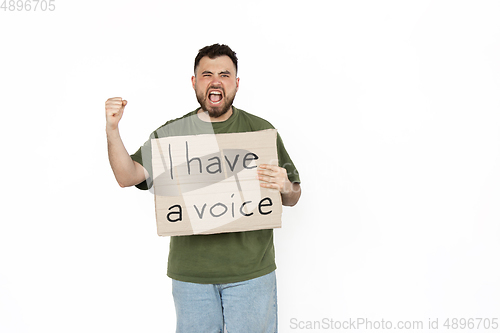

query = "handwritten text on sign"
(151, 129), (282, 236)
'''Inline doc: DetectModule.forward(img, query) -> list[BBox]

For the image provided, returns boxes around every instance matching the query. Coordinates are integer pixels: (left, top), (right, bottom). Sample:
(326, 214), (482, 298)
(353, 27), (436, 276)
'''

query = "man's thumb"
(122, 100), (128, 107)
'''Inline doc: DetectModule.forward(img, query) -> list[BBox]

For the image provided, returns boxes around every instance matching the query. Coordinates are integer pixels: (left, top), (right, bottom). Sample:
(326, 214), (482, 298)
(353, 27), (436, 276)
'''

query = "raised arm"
(105, 97), (149, 187)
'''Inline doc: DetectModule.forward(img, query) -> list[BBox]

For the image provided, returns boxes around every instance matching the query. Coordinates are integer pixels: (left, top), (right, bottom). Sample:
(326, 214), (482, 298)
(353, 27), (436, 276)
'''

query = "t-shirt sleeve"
(276, 132), (301, 184)
(130, 135), (154, 191)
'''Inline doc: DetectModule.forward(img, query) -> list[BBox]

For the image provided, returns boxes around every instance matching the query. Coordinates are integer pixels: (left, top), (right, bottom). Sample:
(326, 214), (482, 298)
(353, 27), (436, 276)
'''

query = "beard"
(195, 86), (236, 119)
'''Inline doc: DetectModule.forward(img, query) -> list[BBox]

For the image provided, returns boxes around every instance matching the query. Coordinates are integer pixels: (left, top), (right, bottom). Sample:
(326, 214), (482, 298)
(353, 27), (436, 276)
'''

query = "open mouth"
(208, 91), (223, 104)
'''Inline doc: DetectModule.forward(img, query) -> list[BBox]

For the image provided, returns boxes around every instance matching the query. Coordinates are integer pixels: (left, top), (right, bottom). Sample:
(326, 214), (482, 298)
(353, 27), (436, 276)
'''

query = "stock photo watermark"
(290, 317), (500, 331)
(1, 0), (55, 11)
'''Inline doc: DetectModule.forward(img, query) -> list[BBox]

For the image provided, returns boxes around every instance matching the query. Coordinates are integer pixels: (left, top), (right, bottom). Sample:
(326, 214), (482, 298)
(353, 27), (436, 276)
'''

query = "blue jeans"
(172, 271), (277, 333)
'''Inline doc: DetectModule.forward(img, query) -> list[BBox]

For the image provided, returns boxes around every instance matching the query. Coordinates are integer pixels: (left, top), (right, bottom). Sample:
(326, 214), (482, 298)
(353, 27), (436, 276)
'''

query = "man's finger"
(260, 181), (279, 189)
(258, 164), (279, 174)
(257, 174), (273, 183)
(257, 168), (273, 176)
(259, 164), (277, 170)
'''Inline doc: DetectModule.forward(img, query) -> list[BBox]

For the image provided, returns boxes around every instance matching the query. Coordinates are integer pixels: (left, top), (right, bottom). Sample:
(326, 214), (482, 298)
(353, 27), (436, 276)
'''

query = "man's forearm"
(107, 128), (147, 187)
(282, 182), (301, 207)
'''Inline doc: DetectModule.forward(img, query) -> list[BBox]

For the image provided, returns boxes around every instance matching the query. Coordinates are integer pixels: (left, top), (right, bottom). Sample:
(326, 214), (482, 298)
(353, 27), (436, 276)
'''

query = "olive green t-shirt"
(130, 107), (300, 284)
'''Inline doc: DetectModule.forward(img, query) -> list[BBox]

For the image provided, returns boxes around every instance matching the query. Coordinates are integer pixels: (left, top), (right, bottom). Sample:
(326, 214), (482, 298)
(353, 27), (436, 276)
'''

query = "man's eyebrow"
(200, 70), (232, 76)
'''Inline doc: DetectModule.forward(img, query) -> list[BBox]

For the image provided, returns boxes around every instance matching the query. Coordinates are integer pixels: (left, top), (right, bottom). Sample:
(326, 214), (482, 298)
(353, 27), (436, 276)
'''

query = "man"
(105, 44), (301, 332)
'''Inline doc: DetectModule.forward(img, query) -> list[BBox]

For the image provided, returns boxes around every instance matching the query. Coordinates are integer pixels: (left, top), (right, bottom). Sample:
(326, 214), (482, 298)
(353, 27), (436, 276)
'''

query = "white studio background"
(1, 1), (499, 332)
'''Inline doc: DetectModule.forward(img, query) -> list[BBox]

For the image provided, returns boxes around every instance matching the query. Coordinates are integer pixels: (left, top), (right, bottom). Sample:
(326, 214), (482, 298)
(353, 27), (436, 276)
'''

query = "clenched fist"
(105, 97), (127, 131)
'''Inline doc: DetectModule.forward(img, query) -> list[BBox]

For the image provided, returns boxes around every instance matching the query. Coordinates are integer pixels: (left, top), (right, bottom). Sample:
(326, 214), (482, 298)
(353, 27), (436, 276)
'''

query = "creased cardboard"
(151, 129), (282, 236)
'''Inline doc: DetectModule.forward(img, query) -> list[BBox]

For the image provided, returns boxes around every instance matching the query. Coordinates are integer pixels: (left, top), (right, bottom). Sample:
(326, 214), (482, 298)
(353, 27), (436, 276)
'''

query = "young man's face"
(192, 55), (239, 119)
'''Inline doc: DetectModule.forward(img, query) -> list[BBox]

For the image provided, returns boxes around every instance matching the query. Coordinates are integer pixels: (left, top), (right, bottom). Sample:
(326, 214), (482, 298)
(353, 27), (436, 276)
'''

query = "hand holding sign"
(258, 164), (301, 207)
(257, 164), (292, 194)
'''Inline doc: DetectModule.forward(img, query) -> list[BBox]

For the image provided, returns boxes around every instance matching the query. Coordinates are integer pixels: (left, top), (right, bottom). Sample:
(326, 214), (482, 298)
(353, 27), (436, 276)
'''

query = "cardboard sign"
(151, 129), (282, 236)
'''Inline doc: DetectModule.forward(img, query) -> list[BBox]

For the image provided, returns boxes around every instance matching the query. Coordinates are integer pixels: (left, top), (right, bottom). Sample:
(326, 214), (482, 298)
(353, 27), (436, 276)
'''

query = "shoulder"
(151, 109), (199, 138)
(235, 107), (275, 131)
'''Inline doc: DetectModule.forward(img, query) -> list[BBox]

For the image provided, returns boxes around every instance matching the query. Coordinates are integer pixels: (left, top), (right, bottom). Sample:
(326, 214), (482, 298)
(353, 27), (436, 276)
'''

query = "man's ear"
(191, 75), (196, 89)
(236, 77), (240, 92)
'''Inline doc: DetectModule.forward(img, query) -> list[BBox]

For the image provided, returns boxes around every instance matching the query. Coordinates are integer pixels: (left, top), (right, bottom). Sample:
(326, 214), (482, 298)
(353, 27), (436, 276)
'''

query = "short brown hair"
(194, 44), (238, 74)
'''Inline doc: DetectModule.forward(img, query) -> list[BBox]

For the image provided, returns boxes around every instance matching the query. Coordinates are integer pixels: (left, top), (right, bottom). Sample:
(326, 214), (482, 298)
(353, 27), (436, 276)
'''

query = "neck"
(197, 106), (234, 123)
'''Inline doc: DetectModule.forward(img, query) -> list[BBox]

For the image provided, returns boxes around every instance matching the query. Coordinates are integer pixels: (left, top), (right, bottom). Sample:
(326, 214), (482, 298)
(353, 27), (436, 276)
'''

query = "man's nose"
(210, 76), (222, 85)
